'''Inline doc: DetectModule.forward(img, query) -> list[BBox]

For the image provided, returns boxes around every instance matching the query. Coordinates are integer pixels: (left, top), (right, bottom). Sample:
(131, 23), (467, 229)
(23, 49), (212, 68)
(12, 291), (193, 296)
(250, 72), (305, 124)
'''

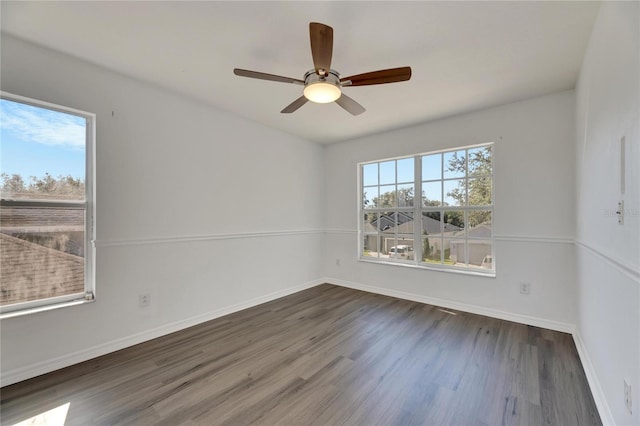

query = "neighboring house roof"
(367, 211), (488, 238)
(370, 211), (413, 231)
(453, 223), (491, 240)
(1, 206), (85, 256)
(363, 222), (377, 233)
(467, 223), (492, 238)
(0, 233), (84, 306)
(0, 206), (84, 232)
(450, 223), (492, 239)
(376, 213), (463, 235)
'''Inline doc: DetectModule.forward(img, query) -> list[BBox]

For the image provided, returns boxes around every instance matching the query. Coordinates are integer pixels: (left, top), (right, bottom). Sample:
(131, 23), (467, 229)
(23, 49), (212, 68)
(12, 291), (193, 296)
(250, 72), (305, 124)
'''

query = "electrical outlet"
(139, 293), (150, 308)
(625, 379), (632, 414)
(519, 282), (531, 295)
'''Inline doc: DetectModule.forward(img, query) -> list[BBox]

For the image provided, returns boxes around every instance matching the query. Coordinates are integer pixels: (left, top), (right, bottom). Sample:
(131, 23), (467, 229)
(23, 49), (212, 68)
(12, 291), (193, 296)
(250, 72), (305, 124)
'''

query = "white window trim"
(0, 91), (96, 318)
(358, 143), (495, 277)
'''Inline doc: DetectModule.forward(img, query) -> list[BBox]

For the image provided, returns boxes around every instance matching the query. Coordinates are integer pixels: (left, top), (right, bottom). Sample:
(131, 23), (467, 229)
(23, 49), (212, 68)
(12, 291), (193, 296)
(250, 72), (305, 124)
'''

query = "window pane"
(421, 211), (442, 236)
(363, 212), (378, 232)
(444, 210), (465, 234)
(443, 150), (466, 179)
(363, 235), (379, 258)
(382, 236), (396, 258)
(379, 161), (395, 185)
(468, 146), (492, 176)
(422, 237), (442, 263)
(378, 185), (396, 207)
(378, 211), (396, 232)
(444, 179), (466, 206)
(468, 177), (492, 206)
(422, 154), (441, 181)
(396, 158), (414, 183)
(389, 239), (414, 260)
(468, 210), (492, 237)
(396, 237), (414, 248)
(422, 181), (442, 206)
(397, 184), (414, 207)
(363, 186), (378, 209)
(396, 212), (414, 234)
(362, 163), (378, 187)
(445, 238), (464, 265)
(378, 211), (396, 258)
(0, 99), (86, 202)
(468, 240), (492, 269)
(0, 205), (85, 306)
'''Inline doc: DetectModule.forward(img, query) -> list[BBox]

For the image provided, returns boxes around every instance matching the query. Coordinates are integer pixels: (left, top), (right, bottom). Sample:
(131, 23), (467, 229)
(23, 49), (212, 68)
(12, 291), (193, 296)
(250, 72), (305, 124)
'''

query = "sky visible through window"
(363, 148), (490, 207)
(363, 156), (441, 204)
(0, 98), (86, 180)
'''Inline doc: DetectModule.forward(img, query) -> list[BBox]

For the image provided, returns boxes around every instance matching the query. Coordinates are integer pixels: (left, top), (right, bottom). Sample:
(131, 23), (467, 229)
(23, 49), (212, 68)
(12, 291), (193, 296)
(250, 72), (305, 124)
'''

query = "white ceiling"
(1, 1), (600, 144)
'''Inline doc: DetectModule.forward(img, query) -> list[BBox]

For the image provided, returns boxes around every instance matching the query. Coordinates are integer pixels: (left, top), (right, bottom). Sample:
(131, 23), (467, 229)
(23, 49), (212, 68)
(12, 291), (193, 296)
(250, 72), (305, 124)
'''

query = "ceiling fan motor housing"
(303, 69), (342, 103)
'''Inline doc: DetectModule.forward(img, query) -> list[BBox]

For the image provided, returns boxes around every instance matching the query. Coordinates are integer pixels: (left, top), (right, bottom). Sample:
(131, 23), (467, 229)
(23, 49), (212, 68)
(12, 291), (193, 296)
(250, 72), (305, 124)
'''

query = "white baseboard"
(1, 278), (324, 387)
(572, 330), (616, 426)
(324, 277), (575, 333)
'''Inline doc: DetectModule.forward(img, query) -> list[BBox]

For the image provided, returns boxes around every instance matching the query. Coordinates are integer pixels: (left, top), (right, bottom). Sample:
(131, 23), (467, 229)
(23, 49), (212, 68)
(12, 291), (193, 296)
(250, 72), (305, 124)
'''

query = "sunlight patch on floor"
(12, 402), (70, 426)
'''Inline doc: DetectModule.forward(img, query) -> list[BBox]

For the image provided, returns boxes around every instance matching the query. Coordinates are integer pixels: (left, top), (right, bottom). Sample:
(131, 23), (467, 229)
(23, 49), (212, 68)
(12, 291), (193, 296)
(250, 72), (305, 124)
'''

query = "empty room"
(0, 1), (638, 425)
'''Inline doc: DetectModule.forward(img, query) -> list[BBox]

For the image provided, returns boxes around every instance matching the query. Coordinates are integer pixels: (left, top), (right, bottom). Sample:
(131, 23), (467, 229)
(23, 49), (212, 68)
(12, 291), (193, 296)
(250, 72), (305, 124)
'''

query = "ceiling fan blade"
(234, 68), (304, 84)
(309, 22), (333, 76)
(341, 67), (412, 86)
(335, 93), (365, 116)
(281, 96), (309, 114)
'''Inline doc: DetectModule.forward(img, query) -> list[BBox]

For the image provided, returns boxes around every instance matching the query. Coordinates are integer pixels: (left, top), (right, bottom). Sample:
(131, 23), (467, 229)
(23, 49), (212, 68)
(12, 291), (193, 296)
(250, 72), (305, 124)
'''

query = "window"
(360, 143), (493, 274)
(0, 92), (95, 316)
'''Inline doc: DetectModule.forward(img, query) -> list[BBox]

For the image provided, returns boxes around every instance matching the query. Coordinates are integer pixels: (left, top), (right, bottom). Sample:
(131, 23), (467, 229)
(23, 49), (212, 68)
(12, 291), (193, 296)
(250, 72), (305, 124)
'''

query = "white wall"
(575, 2), (640, 425)
(324, 91), (577, 330)
(0, 35), (326, 385)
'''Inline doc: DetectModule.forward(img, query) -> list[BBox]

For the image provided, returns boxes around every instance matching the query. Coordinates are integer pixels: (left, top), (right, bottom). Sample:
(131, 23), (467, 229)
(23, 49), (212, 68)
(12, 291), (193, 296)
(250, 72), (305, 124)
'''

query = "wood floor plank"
(0, 284), (601, 425)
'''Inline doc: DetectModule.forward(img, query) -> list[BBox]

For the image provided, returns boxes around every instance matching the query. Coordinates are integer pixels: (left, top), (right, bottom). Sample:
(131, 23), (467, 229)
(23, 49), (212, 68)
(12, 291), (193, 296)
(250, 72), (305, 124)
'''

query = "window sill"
(359, 257), (496, 278)
(0, 298), (95, 320)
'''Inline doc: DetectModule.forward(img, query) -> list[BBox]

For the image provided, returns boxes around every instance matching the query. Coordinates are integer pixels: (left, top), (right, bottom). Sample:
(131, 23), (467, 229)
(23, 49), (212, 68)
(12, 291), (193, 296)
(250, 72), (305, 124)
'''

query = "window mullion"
(441, 153), (445, 264)
(465, 149), (469, 267)
(414, 155), (422, 263)
(394, 160), (398, 255)
(0, 199), (86, 208)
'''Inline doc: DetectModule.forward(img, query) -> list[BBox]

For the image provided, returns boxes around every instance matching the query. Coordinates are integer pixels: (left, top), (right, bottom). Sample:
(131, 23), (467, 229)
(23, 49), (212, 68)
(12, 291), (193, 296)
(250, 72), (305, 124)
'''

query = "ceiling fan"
(233, 22), (412, 116)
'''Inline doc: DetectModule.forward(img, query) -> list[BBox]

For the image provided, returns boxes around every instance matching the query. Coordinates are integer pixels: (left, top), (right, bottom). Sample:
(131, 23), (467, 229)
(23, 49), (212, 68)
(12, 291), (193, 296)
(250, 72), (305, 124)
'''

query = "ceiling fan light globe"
(303, 82), (341, 103)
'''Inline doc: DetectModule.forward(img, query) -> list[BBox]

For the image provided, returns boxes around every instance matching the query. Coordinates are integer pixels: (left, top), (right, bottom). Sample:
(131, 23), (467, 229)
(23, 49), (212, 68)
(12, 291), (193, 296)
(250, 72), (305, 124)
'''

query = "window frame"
(0, 91), (96, 317)
(358, 142), (494, 276)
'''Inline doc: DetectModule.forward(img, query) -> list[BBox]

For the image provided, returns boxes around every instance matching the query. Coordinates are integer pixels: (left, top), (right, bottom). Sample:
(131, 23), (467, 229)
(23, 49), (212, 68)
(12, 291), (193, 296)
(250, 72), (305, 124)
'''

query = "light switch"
(617, 200), (624, 225)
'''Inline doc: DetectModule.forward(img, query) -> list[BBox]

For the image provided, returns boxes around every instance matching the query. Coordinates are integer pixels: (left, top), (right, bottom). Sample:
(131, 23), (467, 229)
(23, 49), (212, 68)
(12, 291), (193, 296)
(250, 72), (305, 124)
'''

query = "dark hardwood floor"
(0, 284), (601, 425)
